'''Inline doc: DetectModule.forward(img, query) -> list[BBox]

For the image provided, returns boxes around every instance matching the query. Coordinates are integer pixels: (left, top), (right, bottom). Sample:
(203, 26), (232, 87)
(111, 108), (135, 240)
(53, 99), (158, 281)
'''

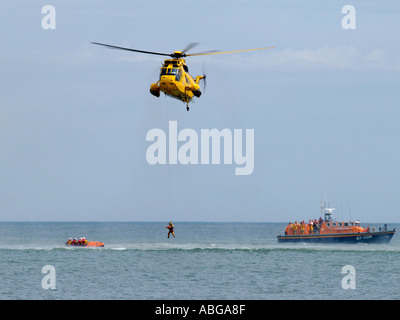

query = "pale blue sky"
(1, 1), (399, 222)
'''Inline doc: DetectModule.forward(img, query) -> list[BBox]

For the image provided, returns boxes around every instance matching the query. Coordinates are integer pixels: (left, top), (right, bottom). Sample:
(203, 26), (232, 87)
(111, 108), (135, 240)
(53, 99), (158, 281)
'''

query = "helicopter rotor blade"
(187, 46), (275, 56)
(181, 42), (200, 54)
(91, 42), (171, 57)
(186, 50), (220, 56)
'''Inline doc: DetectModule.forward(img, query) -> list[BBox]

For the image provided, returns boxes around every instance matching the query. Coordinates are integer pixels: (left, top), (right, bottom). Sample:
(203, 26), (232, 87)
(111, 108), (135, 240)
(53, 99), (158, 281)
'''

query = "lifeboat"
(65, 238), (104, 247)
(277, 202), (396, 244)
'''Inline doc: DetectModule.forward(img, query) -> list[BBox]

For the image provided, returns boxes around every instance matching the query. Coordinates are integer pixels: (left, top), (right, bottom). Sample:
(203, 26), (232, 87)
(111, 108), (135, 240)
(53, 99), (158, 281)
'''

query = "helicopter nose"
(160, 75), (176, 84)
(159, 76), (178, 91)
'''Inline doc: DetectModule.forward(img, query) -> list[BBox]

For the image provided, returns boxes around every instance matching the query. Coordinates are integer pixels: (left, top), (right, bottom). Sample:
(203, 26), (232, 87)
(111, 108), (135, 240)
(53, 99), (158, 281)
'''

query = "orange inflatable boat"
(65, 238), (104, 247)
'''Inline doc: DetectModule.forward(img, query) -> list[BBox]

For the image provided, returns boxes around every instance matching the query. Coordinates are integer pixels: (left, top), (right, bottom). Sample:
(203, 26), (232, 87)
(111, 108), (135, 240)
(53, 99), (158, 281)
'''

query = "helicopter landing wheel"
(186, 105), (190, 111)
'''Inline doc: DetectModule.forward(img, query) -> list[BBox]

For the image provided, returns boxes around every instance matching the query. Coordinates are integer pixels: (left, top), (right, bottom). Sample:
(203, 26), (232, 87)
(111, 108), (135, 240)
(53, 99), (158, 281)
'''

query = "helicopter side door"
(184, 75), (191, 89)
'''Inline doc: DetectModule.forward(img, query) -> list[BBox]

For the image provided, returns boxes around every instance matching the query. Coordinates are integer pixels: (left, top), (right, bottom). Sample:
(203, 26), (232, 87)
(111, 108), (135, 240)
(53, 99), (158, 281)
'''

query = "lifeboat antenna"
(347, 200), (352, 221)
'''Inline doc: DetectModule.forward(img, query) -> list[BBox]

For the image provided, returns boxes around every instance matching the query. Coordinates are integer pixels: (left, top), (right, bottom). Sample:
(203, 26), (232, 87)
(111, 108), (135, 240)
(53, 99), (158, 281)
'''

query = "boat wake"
(82, 241), (400, 253)
(1, 239), (399, 253)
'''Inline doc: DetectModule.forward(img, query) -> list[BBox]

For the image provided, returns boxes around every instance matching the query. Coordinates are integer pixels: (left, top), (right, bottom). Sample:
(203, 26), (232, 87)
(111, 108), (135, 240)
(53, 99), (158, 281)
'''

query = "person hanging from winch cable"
(165, 222), (175, 238)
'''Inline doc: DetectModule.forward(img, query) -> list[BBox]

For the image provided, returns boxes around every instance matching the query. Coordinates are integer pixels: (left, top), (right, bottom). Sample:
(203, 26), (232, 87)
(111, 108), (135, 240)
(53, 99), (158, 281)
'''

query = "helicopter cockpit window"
(161, 68), (178, 75)
(160, 68), (181, 80)
(176, 69), (182, 81)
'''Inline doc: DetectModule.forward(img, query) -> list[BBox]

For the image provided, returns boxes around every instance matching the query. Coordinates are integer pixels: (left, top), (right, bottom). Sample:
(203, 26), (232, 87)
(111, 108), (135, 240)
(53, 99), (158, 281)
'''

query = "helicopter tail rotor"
(201, 63), (207, 93)
(202, 73), (207, 93)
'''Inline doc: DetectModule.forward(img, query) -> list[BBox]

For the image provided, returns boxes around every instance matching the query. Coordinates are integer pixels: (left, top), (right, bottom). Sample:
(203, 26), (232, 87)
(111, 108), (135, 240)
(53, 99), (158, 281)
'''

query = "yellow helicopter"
(91, 42), (274, 111)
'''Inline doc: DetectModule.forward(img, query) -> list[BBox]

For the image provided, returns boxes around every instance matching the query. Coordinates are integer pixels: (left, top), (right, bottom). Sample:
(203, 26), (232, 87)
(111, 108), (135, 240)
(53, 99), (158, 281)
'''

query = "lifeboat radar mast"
(321, 201), (335, 222)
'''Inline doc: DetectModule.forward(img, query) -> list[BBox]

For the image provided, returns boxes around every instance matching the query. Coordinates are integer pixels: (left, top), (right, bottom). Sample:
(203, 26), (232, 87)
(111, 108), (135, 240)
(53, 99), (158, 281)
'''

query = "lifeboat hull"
(277, 230), (395, 244)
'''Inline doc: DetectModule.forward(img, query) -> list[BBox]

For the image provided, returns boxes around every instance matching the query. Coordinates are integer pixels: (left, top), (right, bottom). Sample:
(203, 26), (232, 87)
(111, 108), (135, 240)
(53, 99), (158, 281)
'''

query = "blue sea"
(1, 222), (399, 300)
